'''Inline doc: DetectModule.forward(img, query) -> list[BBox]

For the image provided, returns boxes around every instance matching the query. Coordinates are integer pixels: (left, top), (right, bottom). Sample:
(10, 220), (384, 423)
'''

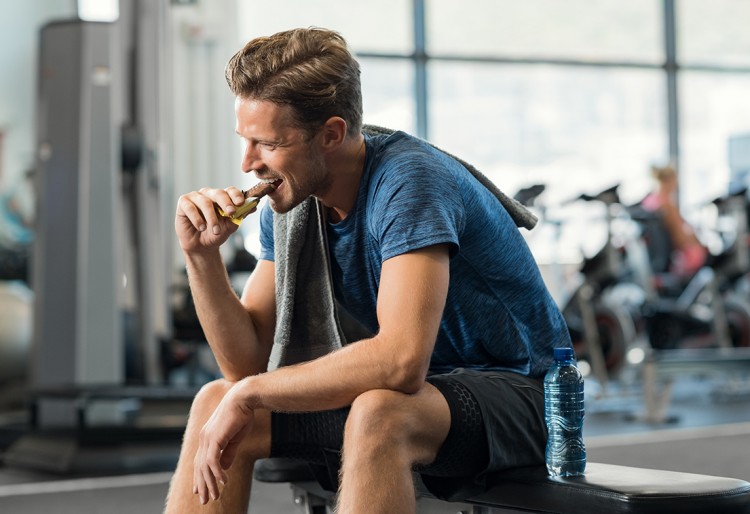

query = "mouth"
(221, 178), (283, 224)
(259, 178), (283, 195)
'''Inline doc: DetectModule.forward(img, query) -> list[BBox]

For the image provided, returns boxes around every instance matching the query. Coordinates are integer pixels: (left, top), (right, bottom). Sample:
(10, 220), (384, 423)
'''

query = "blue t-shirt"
(259, 131), (571, 377)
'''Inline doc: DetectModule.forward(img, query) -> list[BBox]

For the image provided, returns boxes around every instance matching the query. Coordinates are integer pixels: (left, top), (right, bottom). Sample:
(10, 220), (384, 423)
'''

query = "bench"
(254, 458), (750, 513)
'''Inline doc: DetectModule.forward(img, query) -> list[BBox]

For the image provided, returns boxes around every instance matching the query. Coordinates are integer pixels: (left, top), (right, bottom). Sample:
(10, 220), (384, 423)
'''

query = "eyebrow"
(236, 132), (286, 147)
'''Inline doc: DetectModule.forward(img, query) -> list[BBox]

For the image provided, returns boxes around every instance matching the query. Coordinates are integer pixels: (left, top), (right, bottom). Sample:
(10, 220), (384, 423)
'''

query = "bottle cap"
(553, 347), (574, 360)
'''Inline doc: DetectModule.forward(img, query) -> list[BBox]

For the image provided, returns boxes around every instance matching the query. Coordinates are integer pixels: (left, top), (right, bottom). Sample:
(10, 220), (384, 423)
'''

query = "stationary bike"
(626, 190), (750, 351)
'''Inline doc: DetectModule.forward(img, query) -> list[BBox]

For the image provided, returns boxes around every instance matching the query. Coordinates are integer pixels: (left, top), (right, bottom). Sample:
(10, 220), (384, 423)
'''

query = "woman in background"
(641, 163), (707, 277)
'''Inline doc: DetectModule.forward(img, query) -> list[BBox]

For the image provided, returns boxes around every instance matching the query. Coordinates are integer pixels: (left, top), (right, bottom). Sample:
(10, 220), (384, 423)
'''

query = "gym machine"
(4, 4), (194, 474)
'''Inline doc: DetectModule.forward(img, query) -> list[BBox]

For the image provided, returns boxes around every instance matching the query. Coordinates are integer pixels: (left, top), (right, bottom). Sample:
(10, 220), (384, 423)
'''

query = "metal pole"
(413, 0), (428, 140)
(664, 0), (679, 169)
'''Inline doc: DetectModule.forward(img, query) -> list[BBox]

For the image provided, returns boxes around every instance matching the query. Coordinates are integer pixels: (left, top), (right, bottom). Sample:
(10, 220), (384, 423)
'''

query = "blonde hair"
(651, 162), (677, 183)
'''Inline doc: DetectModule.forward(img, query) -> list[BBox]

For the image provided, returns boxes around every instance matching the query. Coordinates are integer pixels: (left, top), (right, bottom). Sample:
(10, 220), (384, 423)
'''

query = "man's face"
(234, 97), (330, 214)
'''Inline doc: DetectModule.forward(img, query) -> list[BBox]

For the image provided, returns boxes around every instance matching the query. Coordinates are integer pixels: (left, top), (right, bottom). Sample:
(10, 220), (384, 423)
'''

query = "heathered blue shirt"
(259, 131), (570, 377)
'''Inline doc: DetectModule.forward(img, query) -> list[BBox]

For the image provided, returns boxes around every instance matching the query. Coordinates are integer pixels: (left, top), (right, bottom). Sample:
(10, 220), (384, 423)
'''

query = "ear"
(318, 116), (347, 152)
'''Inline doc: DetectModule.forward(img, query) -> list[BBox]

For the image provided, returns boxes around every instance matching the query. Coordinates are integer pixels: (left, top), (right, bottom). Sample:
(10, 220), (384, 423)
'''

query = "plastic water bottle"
(544, 347), (586, 477)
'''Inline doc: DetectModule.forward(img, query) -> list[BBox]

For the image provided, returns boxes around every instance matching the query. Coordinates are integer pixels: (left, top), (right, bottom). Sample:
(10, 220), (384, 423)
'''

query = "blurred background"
(0, 1), (750, 512)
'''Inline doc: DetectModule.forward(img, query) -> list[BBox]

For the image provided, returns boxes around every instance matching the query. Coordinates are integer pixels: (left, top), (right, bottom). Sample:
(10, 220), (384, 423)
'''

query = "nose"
(241, 141), (263, 173)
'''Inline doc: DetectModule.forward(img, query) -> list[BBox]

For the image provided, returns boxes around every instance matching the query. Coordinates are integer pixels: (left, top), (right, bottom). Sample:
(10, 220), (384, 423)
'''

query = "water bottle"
(544, 347), (586, 477)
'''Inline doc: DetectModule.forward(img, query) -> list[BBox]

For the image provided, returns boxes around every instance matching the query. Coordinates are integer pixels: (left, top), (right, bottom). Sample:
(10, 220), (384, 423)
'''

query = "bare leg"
(164, 379), (271, 514)
(336, 383), (451, 514)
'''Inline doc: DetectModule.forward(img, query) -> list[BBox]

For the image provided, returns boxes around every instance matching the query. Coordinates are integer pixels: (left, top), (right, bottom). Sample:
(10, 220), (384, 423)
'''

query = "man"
(165, 27), (571, 514)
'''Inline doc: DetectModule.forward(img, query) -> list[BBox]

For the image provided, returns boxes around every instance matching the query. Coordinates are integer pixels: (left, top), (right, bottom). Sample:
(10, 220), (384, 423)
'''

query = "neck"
(320, 135), (366, 223)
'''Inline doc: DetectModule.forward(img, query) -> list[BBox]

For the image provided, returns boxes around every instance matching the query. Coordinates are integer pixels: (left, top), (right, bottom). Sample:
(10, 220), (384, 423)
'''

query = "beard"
(267, 149), (331, 214)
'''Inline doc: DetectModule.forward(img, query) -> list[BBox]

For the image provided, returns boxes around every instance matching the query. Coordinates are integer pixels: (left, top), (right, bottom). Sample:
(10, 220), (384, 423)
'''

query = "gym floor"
(1, 372), (749, 513)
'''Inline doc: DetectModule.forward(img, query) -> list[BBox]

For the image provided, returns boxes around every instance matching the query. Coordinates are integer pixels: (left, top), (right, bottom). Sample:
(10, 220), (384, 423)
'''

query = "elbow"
(221, 371), (247, 384)
(387, 354), (430, 395)
(219, 360), (268, 383)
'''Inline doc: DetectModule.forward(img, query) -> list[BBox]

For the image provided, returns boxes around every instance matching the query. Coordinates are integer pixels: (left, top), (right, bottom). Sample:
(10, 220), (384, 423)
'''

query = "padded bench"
(254, 458), (750, 513)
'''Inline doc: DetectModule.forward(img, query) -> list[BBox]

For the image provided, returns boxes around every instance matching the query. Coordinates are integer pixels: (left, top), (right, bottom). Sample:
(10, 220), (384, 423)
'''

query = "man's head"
(225, 27), (363, 138)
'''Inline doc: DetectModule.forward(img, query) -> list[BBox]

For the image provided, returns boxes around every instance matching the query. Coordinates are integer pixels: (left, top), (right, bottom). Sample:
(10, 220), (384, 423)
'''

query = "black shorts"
(269, 368), (546, 500)
(421, 368), (547, 499)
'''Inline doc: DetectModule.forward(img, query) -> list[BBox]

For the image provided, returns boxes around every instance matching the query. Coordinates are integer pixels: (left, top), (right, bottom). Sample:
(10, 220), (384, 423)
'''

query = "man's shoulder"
(367, 129), (432, 155)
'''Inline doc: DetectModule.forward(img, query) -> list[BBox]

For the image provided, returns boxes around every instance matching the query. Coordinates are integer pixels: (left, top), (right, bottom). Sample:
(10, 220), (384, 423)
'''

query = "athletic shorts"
(269, 368), (547, 500)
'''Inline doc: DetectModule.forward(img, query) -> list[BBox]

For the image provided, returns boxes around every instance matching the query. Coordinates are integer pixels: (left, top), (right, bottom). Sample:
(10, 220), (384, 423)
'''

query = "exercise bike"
(625, 190), (750, 351)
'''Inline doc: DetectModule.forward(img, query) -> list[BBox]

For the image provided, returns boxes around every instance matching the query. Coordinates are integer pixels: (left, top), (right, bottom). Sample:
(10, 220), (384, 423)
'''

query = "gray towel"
(267, 126), (536, 370)
(268, 199), (343, 370)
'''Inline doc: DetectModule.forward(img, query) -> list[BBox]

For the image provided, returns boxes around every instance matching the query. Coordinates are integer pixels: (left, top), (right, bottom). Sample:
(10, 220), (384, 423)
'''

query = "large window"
(237, 0), (412, 53)
(677, 0), (750, 67)
(680, 73), (750, 207)
(426, 0), (663, 63)
(429, 63), (665, 206)
(676, 0), (750, 217)
(236, 0), (750, 262)
(236, 0), (415, 133)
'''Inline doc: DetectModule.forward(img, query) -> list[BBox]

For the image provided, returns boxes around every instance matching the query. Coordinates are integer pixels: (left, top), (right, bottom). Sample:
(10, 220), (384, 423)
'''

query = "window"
(234, 0), (750, 262)
(429, 63), (665, 206)
(237, 0), (412, 54)
(426, 0), (663, 64)
(680, 72), (750, 208)
(678, 0), (750, 67)
(360, 57), (416, 134)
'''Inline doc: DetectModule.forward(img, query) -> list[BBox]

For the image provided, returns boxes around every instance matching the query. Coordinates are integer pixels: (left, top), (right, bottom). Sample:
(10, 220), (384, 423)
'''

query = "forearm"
(229, 245), (448, 413)
(237, 333), (430, 413)
(185, 250), (268, 380)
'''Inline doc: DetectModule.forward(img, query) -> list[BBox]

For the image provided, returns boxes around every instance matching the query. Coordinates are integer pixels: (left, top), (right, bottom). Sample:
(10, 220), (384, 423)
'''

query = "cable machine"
(4, 1), (190, 474)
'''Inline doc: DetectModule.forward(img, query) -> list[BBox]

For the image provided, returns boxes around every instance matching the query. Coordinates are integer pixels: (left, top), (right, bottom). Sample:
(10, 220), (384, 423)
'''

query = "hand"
(193, 383), (255, 504)
(175, 186), (250, 253)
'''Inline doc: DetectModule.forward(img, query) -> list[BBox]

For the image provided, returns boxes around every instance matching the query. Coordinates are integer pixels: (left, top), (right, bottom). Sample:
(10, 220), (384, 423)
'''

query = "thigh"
(420, 369), (546, 499)
(270, 407), (350, 465)
(345, 384), (452, 466)
(441, 369), (546, 471)
(269, 384), (452, 489)
(271, 384), (451, 461)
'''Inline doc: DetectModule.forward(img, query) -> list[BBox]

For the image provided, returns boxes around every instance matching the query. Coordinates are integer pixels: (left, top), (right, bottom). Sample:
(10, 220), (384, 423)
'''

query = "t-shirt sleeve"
(370, 153), (466, 262)
(258, 203), (275, 262)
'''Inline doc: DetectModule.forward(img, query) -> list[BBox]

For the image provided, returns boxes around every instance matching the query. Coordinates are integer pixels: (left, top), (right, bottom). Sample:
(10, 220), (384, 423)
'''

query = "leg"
(336, 383), (451, 514)
(164, 379), (271, 514)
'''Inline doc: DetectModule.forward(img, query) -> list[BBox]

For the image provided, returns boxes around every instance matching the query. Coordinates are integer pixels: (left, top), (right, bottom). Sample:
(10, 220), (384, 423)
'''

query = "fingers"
(175, 187), (244, 244)
(207, 440), (229, 499)
(177, 192), (213, 234)
(219, 440), (241, 471)
(190, 387), (255, 505)
(193, 448), (207, 504)
(193, 433), (228, 504)
(229, 186), (247, 205)
(201, 441), (223, 502)
(212, 186), (247, 217)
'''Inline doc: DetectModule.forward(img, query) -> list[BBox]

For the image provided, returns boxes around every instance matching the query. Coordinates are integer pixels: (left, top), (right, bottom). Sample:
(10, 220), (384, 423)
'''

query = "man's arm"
(191, 243), (450, 496)
(176, 186), (276, 381)
(186, 254), (276, 380)
(236, 243), (451, 411)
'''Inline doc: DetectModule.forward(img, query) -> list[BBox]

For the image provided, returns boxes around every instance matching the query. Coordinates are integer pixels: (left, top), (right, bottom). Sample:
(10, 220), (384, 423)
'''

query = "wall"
(0, 1), (76, 190)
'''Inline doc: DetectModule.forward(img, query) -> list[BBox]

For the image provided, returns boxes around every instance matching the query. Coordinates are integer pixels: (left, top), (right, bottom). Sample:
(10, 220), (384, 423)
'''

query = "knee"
(345, 389), (414, 449)
(189, 378), (233, 419)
